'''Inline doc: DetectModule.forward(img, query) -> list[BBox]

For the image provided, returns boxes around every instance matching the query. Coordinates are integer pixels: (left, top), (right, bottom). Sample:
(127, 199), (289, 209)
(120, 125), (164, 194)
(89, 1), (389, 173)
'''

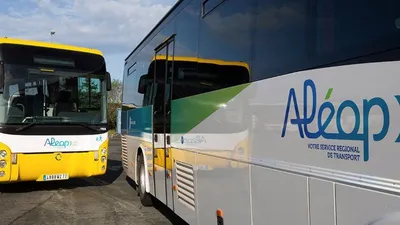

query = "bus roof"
(152, 55), (250, 72)
(0, 37), (104, 56)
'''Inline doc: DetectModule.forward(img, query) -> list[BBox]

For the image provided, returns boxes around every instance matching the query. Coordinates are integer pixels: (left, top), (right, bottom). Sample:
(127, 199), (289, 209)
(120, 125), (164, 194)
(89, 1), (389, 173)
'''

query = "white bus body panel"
(0, 132), (109, 153)
(123, 61), (400, 225)
(172, 61), (400, 224)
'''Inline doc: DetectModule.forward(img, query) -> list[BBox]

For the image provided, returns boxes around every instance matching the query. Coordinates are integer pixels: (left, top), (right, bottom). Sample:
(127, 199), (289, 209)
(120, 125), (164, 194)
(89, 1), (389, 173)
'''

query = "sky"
(0, 0), (178, 81)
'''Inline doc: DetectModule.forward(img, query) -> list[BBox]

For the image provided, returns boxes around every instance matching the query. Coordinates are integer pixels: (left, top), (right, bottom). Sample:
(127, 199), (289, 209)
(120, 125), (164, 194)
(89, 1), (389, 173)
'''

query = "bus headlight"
(0, 171), (5, 177)
(0, 150), (7, 159)
(0, 160), (6, 168)
(101, 148), (107, 155)
(101, 156), (106, 163)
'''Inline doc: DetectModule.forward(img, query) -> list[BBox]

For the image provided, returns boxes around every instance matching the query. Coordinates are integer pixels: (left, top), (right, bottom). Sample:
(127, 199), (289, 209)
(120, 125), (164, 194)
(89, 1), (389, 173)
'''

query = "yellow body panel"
(0, 37), (103, 56)
(0, 139), (109, 183)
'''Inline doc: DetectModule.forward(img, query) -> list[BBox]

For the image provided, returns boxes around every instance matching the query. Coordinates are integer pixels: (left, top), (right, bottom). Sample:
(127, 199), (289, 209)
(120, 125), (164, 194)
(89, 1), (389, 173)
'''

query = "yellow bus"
(0, 37), (112, 183)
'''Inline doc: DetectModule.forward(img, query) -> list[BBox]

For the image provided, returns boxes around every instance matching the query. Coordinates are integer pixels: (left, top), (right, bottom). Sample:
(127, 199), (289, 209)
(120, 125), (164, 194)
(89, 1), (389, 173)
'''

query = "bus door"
(152, 35), (175, 210)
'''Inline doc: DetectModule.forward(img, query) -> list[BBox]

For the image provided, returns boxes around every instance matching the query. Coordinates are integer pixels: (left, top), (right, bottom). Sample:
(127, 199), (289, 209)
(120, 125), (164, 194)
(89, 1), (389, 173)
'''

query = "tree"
(77, 78), (101, 108)
(107, 79), (122, 130)
(108, 79), (122, 103)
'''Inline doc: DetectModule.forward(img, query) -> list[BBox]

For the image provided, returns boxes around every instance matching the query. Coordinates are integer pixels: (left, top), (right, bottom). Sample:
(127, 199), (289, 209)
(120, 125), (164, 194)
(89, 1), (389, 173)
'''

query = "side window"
(172, 0), (201, 100)
(253, 0), (309, 81)
(122, 59), (142, 107)
(128, 62), (137, 77)
(312, 0), (400, 65)
(171, 0), (252, 101)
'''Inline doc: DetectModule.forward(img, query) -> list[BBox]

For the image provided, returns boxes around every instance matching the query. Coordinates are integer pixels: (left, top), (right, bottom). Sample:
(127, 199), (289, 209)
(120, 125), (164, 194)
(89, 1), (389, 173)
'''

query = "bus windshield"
(0, 44), (107, 125)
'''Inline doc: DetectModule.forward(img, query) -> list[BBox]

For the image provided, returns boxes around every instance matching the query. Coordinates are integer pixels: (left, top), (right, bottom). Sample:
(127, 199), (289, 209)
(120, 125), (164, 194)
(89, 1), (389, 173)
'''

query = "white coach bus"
(121, 0), (400, 224)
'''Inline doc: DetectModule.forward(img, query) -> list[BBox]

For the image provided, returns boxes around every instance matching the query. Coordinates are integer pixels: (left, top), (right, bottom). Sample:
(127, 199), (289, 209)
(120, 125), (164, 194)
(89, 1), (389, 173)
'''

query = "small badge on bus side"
(55, 153), (62, 161)
(96, 135), (103, 142)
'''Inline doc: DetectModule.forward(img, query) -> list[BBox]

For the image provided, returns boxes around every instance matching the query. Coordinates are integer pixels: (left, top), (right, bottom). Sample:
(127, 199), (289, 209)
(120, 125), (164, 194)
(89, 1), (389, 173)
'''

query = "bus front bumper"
(0, 141), (108, 183)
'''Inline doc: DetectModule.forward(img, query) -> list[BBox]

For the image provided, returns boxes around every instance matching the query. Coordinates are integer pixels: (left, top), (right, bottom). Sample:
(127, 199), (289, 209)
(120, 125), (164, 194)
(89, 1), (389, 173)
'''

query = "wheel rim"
(140, 164), (146, 193)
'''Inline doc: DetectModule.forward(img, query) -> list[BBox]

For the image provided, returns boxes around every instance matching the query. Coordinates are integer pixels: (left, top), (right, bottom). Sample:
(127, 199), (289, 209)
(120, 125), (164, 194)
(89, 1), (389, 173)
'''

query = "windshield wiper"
(16, 120), (101, 132)
(15, 121), (41, 132)
(16, 115), (102, 132)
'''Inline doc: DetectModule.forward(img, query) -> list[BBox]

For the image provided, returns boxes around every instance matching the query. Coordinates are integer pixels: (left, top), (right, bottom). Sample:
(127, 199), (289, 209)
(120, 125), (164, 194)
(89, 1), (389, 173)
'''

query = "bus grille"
(121, 135), (128, 170)
(175, 161), (196, 211)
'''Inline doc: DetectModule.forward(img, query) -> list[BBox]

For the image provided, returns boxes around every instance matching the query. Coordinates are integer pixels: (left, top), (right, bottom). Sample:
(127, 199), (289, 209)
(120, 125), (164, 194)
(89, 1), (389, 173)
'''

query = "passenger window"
(253, 0), (309, 81)
(312, 0), (400, 65)
(123, 59), (148, 107)
(193, 0), (252, 95)
(128, 62), (136, 77)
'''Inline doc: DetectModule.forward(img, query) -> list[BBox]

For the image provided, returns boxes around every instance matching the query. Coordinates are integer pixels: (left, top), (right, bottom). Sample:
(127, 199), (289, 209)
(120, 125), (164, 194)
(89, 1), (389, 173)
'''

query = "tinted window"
(197, 0), (252, 88)
(122, 60), (139, 106)
(172, 0), (201, 100)
(312, 0), (400, 65)
(252, 0), (309, 81)
(167, 0), (253, 135)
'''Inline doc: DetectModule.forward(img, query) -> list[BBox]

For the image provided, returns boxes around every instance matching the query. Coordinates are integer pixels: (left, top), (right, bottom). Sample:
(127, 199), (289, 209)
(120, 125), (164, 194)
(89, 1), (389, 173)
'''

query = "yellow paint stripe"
(152, 55), (250, 72)
(0, 37), (103, 56)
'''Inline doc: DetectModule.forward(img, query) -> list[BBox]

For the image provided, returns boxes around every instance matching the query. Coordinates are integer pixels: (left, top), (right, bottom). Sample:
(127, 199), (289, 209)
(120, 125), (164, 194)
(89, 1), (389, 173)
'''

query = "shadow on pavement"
(126, 176), (189, 225)
(0, 158), (123, 193)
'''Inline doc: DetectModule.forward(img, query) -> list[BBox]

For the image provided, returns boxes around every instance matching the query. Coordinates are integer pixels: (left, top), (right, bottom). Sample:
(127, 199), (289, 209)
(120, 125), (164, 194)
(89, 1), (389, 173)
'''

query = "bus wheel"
(138, 154), (153, 206)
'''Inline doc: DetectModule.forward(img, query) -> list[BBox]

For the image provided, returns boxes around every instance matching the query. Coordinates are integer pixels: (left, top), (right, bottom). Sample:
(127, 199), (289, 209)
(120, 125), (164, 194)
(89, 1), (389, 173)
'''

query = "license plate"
(43, 174), (69, 181)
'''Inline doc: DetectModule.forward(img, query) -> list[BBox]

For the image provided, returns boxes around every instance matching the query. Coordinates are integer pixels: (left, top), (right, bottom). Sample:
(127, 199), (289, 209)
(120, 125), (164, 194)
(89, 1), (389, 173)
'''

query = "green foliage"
(108, 79), (122, 103)
(107, 78), (123, 130)
(78, 78), (101, 108)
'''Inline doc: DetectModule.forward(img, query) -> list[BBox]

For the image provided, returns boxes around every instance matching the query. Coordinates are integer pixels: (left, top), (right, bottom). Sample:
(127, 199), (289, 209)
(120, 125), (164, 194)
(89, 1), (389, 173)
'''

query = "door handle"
(154, 134), (158, 158)
(166, 136), (170, 157)
(154, 147), (158, 158)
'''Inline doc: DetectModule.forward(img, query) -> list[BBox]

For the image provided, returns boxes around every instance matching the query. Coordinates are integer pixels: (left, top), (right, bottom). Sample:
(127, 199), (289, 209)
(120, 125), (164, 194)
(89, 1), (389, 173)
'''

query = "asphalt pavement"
(0, 136), (185, 225)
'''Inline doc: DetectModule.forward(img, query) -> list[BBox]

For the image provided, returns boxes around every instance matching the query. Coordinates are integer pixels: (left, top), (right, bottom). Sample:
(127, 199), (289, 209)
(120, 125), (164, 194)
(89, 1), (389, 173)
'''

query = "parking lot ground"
(0, 136), (187, 225)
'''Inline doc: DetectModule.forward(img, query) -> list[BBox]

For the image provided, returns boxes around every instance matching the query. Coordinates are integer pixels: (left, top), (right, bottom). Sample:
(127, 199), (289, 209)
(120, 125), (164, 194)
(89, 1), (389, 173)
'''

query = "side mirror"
(138, 74), (151, 94)
(106, 71), (112, 91)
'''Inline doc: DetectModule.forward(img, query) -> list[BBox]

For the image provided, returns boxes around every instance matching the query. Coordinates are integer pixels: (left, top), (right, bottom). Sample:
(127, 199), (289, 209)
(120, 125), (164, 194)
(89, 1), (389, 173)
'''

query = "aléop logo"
(181, 135), (207, 144)
(96, 135), (103, 142)
(281, 79), (399, 162)
(44, 137), (77, 148)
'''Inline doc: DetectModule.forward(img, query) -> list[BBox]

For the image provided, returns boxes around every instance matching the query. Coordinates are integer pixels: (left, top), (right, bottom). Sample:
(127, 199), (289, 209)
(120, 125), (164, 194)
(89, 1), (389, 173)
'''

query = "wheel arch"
(135, 144), (151, 193)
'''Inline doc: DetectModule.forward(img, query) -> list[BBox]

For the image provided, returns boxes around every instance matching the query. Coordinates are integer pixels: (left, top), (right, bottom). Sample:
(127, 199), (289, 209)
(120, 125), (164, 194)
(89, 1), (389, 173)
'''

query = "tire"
(137, 154), (153, 206)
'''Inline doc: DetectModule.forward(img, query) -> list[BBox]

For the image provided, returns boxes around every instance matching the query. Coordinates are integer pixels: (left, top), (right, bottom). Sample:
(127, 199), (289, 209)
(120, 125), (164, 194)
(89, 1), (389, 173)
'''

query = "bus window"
(313, 0), (400, 65)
